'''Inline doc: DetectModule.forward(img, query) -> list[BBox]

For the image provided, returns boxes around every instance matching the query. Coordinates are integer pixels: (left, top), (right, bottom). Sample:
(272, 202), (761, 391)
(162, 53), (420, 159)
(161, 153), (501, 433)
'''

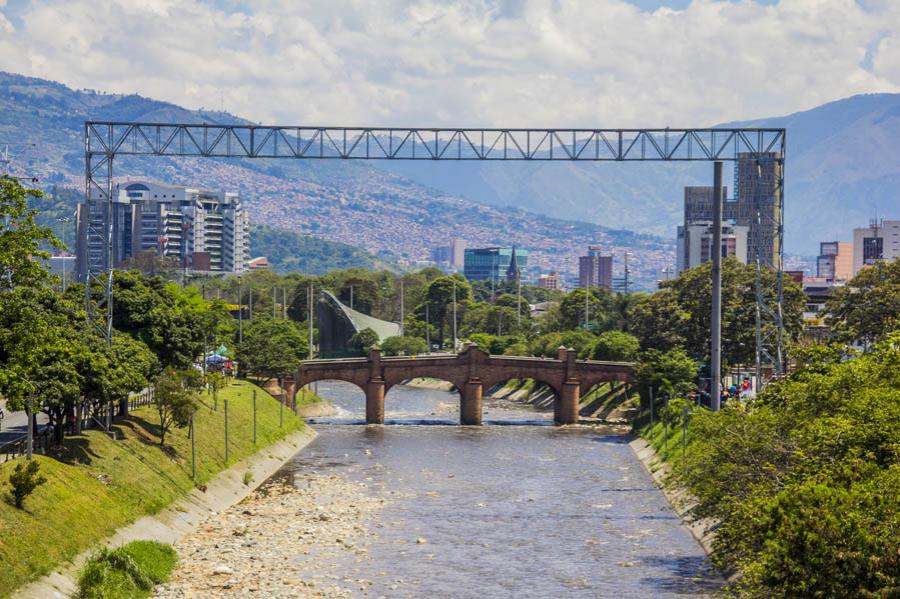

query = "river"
(275, 381), (721, 598)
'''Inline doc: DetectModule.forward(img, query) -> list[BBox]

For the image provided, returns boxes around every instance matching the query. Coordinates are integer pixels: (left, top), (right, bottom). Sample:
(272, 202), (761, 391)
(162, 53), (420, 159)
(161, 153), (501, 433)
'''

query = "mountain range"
(0, 71), (666, 288)
(2, 70), (897, 287)
(378, 94), (900, 253)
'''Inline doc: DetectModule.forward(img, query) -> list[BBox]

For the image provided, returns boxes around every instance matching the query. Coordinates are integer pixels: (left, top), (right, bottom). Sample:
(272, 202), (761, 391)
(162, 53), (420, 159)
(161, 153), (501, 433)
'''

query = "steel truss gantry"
(82, 122), (786, 383)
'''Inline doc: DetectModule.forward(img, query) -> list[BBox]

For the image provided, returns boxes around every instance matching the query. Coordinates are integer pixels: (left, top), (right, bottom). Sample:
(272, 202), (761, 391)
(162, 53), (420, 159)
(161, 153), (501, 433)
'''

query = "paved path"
(0, 400), (48, 445)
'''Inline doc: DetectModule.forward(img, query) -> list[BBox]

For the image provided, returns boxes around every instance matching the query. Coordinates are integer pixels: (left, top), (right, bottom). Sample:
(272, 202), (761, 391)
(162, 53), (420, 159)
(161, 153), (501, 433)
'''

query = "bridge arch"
(294, 346), (633, 426)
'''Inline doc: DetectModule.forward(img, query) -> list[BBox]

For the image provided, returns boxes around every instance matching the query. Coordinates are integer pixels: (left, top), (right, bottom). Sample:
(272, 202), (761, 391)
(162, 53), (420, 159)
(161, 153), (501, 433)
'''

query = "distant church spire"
(506, 246), (521, 283)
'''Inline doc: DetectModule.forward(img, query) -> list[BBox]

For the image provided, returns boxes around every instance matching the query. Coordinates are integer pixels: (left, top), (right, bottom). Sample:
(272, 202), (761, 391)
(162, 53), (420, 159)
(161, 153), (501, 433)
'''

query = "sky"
(0, 0), (898, 127)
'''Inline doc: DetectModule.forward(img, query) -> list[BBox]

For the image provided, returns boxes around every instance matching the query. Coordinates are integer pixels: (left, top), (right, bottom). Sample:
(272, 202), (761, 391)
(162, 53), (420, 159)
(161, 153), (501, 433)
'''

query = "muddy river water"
(274, 381), (720, 598)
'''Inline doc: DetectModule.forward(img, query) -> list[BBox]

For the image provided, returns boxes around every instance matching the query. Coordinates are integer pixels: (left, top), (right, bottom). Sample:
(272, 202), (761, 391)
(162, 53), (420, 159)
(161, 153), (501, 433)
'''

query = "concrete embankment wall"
(14, 428), (317, 599)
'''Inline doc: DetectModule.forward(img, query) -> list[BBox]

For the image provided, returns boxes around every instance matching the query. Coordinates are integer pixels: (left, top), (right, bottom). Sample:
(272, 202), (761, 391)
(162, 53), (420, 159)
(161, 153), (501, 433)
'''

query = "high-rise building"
(449, 238), (466, 267)
(76, 180), (250, 280)
(430, 246), (451, 264)
(677, 222), (749, 272)
(676, 154), (780, 270)
(816, 241), (853, 281)
(538, 272), (561, 290)
(463, 246), (528, 282)
(853, 220), (900, 275)
(735, 152), (781, 268)
(578, 246), (613, 291)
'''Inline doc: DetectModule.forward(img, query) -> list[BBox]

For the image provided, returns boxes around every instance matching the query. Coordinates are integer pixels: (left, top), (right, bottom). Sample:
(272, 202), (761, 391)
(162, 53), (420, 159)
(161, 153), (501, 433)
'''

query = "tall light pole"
(308, 282), (314, 360)
(711, 161), (724, 411)
(58, 216), (72, 290)
(452, 280), (458, 351)
(399, 278), (405, 335)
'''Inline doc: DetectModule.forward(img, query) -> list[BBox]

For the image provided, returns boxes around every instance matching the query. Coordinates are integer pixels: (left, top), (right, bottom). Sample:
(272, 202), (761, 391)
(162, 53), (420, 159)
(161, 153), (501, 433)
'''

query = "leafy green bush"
(77, 540), (177, 599)
(381, 335), (428, 356)
(7, 460), (47, 509)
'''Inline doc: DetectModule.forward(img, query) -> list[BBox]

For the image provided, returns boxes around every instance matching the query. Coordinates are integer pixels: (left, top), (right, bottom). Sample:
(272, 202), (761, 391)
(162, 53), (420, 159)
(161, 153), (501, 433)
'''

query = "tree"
(632, 348), (698, 403)
(557, 288), (615, 332)
(414, 275), (473, 348)
(112, 271), (208, 369)
(826, 258), (900, 347)
(152, 370), (198, 446)
(590, 331), (640, 361)
(236, 319), (308, 383)
(7, 461), (47, 509)
(381, 336), (427, 356)
(628, 260), (804, 368)
(627, 288), (688, 352)
(348, 327), (380, 355)
(0, 177), (61, 291)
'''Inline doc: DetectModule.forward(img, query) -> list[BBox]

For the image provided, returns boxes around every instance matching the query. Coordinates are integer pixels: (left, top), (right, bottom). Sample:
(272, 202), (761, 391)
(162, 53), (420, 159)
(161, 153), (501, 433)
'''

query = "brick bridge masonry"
(288, 344), (633, 425)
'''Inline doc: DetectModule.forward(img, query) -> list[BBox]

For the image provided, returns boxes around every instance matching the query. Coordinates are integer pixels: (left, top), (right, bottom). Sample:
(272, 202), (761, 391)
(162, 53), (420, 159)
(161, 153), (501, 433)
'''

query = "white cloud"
(1, 0), (898, 125)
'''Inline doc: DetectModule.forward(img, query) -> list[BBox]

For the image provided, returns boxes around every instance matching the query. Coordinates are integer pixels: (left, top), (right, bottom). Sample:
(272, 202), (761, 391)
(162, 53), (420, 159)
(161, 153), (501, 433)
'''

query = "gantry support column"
(461, 378), (483, 425)
(557, 380), (581, 425)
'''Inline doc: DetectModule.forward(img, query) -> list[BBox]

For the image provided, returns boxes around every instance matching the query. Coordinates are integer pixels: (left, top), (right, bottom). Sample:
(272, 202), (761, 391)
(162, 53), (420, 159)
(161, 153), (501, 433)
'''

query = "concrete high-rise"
(578, 246), (613, 291)
(76, 180), (250, 280)
(816, 241), (853, 281)
(676, 154), (780, 271)
(735, 152), (781, 268)
(677, 222), (748, 272)
(853, 220), (900, 275)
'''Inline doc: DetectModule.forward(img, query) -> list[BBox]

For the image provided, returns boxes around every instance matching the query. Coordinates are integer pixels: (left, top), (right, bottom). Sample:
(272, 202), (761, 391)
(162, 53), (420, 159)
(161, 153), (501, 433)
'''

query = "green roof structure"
(317, 290), (401, 358)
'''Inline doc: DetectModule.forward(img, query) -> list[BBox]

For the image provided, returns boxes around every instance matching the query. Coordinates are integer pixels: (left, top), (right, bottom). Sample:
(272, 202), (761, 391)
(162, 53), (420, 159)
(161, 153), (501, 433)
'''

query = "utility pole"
(584, 285), (590, 331)
(452, 280), (458, 352)
(516, 277), (522, 328)
(711, 161), (724, 411)
(308, 282), (314, 360)
(623, 252), (631, 295)
(237, 279), (243, 343)
(425, 303), (431, 351)
(283, 288), (287, 319)
(349, 285), (354, 311)
(273, 287), (277, 318)
(399, 278), (405, 336)
(58, 216), (71, 290)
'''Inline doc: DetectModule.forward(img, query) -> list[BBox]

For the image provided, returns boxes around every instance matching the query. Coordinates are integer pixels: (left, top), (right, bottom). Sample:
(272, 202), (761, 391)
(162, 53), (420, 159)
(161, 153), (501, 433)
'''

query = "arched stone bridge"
(288, 344), (633, 425)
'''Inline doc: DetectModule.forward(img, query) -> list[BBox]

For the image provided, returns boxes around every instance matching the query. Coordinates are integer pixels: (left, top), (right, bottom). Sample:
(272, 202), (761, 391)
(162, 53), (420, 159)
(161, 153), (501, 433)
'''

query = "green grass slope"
(0, 380), (306, 596)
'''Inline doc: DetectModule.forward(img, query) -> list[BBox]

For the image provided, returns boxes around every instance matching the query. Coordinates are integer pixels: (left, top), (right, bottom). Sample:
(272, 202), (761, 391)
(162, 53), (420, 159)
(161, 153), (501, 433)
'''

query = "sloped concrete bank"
(13, 428), (317, 599)
(629, 437), (717, 556)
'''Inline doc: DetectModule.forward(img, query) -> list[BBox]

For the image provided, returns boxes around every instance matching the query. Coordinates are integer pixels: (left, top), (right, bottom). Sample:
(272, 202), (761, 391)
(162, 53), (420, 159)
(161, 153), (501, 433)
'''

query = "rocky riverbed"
(154, 472), (386, 598)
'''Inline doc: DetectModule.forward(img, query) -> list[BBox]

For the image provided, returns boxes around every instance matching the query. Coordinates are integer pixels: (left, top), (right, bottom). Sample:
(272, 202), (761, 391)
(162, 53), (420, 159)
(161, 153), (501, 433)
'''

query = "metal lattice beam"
(85, 122), (784, 162)
(81, 121), (786, 384)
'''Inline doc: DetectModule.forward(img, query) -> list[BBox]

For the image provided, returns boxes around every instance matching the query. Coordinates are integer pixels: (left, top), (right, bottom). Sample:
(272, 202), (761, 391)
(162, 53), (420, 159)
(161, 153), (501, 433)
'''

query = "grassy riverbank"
(0, 380), (307, 597)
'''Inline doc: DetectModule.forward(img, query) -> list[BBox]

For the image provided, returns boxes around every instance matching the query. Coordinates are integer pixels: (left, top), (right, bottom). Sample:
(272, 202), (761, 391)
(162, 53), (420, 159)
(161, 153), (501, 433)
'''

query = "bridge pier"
(557, 380), (581, 425)
(461, 378), (483, 425)
(366, 379), (385, 424)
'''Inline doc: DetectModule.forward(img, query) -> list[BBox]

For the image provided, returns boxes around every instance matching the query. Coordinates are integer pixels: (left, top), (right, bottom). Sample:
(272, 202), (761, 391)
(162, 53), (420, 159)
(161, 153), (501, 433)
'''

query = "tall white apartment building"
(77, 180), (250, 278)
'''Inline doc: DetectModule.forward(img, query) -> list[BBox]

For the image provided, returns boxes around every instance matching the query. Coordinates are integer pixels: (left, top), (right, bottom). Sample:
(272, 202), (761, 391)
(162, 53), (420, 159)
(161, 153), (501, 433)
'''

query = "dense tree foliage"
(629, 259), (804, 368)
(589, 331), (640, 361)
(348, 327), (380, 355)
(670, 334), (900, 596)
(0, 178), (61, 290)
(826, 258), (900, 347)
(380, 336), (428, 356)
(236, 318), (308, 383)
